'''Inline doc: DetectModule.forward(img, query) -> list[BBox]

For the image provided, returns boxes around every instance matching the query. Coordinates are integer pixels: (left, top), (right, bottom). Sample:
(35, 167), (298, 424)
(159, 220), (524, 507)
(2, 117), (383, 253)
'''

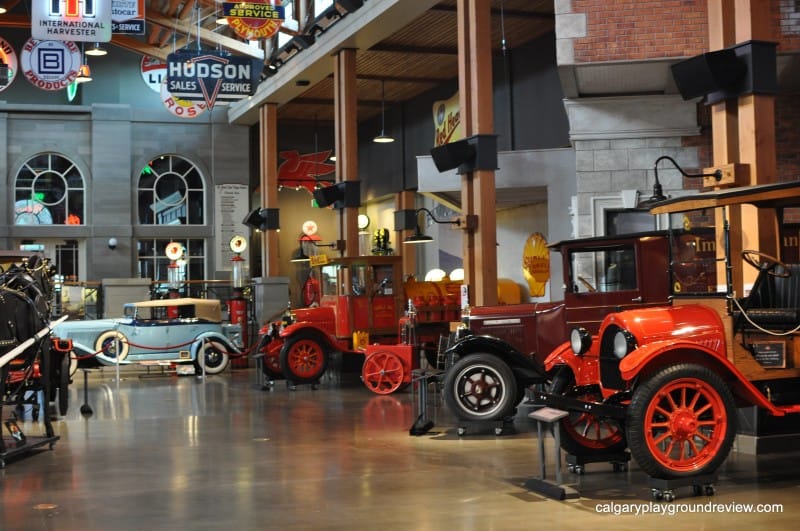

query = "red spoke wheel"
(264, 352), (282, 377)
(550, 370), (626, 456)
(362, 351), (406, 394)
(627, 363), (737, 479)
(279, 332), (328, 384)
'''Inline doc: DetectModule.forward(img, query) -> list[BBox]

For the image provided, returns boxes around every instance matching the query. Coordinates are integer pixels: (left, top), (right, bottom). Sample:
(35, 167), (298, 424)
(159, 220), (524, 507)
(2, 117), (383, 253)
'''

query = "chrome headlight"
(570, 327), (592, 356)
(613, 330), (636, 359)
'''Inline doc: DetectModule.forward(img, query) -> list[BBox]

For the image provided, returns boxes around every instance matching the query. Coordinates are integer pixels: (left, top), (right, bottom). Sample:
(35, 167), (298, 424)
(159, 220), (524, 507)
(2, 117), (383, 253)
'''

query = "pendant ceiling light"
(373, 80), (394, 143)
(86, 42), (107, 57)
(75, 64), (92, 83)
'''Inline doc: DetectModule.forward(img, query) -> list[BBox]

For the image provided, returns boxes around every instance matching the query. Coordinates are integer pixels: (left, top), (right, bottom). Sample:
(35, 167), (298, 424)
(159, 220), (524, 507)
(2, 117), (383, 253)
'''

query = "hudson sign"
(166, 52), (260, 109)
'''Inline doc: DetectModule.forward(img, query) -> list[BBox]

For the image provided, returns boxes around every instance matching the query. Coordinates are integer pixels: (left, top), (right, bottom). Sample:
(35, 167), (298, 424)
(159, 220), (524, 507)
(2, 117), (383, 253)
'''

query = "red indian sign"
(223, 1), (284, 40)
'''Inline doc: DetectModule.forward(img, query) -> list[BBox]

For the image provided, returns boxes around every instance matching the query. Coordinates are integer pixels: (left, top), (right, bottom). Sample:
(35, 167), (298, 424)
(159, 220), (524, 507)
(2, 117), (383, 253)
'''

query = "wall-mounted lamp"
(394, 208), (477, 244)
(639, 156), (722, 208)
(290, 237), (345, 262)
(107, 237), (118, 250)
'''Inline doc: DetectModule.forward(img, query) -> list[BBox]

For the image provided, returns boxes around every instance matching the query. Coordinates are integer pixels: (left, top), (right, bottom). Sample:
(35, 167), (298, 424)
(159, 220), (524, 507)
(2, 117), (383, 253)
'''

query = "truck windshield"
(668, 210), (721, 295)
(570, 245), (637, 293)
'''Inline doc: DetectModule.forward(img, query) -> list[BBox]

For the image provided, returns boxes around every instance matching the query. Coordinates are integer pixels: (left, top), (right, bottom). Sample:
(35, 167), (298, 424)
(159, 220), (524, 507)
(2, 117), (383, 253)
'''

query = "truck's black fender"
(443, 334), (547, 385)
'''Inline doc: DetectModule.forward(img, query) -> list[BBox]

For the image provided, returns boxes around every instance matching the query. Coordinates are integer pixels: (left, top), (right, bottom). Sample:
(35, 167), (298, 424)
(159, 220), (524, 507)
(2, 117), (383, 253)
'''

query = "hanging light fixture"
(75, 43), (92, 83)
(86, 42), (107, 57)
(373, 80), (395, 143)
(75, 64), (92, 83)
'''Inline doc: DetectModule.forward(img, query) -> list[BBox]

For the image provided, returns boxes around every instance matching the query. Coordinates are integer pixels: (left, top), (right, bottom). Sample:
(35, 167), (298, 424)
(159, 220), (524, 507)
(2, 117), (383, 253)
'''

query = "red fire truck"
(256, 255), (456, 391)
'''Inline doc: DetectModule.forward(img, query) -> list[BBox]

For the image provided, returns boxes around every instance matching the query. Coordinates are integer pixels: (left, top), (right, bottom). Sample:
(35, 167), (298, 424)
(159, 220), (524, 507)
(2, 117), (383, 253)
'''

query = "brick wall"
(570, 0), (708, 62)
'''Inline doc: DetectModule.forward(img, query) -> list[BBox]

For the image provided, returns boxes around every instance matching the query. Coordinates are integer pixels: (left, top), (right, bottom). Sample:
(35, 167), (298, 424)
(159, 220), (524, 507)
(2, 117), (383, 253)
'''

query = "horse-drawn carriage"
(0, 251), (67, 466)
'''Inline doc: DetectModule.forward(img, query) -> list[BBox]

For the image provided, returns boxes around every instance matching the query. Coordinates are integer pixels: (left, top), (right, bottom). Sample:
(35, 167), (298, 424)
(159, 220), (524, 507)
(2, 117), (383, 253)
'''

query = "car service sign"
(21, 39), (82, 91)
(141, 56), (166, 93)
(166, 51), (260, 108)
(0, 37), (19, 91)
(160, 79), (207, 119)
(223, 0), (284, 40)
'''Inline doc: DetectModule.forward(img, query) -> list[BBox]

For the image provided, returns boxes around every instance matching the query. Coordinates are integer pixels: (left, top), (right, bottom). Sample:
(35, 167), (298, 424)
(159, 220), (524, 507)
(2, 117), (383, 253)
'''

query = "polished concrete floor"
(1, 366), (798, 530)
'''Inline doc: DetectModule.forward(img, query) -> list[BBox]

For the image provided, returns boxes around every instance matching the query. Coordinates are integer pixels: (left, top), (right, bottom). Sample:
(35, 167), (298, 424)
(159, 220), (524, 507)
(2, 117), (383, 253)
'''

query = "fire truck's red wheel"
(262, 352), (283, 378)
(443, 353), (518, 421)
(280, 332), (328, 384)
(550, 370), (626, 456)
(362, 351), (406, 394)
(627, 364), (737, 479)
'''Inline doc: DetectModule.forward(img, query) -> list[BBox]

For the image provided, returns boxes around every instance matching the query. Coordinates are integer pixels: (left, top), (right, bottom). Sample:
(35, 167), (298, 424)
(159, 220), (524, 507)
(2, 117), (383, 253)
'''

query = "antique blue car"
(54, 298), (241, 375)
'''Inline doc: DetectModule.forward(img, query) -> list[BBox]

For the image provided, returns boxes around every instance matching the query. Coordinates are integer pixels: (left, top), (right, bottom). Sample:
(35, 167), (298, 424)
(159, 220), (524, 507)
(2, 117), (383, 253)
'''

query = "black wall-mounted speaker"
(430, 134), (498, 175)
(671, 40), (776, 104)
(243, 207), (280, 231)
(313, 181), (360, 209)
(394, 209), (417, 231)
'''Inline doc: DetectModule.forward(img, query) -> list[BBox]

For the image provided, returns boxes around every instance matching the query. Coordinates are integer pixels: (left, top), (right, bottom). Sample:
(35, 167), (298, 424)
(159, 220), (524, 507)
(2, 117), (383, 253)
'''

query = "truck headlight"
(570, 327), (592, 356)
(613, 329), (636, 359)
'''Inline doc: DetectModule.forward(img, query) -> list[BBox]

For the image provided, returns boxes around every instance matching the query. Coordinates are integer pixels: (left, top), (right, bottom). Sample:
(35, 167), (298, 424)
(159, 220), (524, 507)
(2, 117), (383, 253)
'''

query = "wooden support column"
(396, 190), (417, 282)
(259, 103), (280, 277)
(457, 0), (497, 306)
(333, 49), (359, 257)
(708, 0), (778, 294)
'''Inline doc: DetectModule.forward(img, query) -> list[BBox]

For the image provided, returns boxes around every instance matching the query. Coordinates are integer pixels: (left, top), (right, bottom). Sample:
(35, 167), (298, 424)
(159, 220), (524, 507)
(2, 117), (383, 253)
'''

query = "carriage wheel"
(94, 331), (129, 362)
(362, 351), (406, 394)
(280, 332), (328, 384)
(627, 364), (736, 479)
(69, 350), (79, 377)
(58, 352), (70, 416)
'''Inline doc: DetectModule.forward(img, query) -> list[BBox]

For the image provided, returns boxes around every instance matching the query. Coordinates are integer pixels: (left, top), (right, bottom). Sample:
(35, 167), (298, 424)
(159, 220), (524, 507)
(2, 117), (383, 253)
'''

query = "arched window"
(138, 155), (205, 225)
(14, 153), (85, 225)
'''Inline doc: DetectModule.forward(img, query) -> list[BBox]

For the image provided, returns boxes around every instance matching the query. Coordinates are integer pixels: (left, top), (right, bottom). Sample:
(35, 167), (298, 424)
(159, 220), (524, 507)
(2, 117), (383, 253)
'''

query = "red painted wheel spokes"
(460, 368), (501, 411)
(362, 351), (405, 395)
(286, 340), (323, 378)
(264, 353), (281, 374)
(562, 409), (624, 450)
(643, 377), (728, 473)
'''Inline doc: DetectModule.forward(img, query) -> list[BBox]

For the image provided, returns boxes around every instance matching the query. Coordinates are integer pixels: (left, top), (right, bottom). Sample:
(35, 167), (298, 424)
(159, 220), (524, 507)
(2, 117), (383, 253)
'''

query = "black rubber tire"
(94, 330), (129, 361)
(279, 332), (328, 384)
(58, 352), (70, 416)
(626, 363), (737, 479)
(194, 339), (230, 375)
(443, 353), (518, 421)
(550, 369), (627, 456)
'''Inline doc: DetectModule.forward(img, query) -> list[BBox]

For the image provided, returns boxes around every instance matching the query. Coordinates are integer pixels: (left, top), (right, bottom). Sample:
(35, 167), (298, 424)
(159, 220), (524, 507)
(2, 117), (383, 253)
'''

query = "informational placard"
(32, 0), (113, 42)
(753, 341), (786, 368)
(166, 52), (260, 109)
(112, 0), (146, 34)
(215, 184), (250, 271)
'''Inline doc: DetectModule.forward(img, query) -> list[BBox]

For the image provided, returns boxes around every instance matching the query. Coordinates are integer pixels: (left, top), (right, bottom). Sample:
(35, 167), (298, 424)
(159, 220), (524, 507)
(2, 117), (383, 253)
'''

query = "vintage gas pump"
(165, 241), (184, 318)
(228, 236), (249, 367)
